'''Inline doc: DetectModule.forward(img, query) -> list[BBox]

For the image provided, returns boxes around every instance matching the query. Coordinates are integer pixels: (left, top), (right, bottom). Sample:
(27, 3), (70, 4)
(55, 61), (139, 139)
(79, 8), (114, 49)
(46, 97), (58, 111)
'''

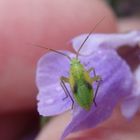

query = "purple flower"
(36, 31), (140, 140)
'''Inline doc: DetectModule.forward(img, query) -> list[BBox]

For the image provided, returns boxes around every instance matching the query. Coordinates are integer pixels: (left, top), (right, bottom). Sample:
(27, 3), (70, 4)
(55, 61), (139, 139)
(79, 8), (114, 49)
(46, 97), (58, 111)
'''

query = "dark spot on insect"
(73, 81), (92, 94)
(73, 83), (78, 93)
(85, 82), (92, 90)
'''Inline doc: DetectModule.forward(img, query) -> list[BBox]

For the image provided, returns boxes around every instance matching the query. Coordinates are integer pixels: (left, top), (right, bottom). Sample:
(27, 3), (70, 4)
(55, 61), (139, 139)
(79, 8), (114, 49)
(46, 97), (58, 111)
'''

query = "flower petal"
(36, 52), (75, 116)
(61, 49), (133, 139)
(72, 31), (140, 55)
(121, 97), (139, 119)
(121, 65), (140, 119)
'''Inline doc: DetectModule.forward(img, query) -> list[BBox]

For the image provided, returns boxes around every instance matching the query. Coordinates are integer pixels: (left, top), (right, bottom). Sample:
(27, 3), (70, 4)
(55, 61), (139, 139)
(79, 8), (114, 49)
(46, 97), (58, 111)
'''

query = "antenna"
(34, 44), (71, 61)
(76, 16), (105, 58)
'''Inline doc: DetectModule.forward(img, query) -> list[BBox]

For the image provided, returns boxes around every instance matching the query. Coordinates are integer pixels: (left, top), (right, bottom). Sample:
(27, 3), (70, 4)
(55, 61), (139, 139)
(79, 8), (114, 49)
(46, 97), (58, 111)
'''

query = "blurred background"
(107, 0), (140, 31)
(107, 0), (140, 17)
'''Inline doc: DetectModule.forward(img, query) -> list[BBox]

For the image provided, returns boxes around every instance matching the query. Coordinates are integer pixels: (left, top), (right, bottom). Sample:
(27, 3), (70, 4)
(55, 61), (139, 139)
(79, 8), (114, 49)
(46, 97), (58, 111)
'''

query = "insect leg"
(93, 79), (101, 107)
(88, 68), (102, 106)
(61, 76), (69, 83)
(60, 76), (69, 99)
(60, 77), (74, 109)
(88, 67), (102, 82)
(88, 68), (96, 77)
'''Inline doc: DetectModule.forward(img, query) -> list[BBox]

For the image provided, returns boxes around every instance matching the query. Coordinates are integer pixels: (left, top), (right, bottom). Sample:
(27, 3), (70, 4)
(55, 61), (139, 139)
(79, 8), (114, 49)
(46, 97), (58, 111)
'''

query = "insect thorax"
(70, 58), (84, 80)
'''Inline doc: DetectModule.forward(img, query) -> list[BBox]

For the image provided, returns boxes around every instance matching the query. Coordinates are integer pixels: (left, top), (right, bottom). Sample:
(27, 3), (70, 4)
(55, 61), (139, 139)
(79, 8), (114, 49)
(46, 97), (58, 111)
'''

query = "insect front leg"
(60, 76), (74, 109)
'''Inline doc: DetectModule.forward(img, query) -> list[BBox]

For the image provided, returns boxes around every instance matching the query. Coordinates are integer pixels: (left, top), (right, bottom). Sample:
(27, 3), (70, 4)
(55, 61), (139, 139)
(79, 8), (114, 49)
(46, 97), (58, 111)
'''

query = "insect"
(36, 18), (104, 110)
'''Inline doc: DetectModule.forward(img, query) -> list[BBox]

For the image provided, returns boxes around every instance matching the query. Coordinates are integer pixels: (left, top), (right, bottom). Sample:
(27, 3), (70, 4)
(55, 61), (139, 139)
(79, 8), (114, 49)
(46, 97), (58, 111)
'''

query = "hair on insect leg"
(60, 78), (74, 109)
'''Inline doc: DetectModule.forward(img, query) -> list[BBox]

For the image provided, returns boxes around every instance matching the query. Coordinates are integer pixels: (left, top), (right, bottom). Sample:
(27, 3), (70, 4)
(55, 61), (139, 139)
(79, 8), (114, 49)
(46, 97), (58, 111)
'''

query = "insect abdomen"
(74, 81), (93, 110)
(69, 60), (94, 110)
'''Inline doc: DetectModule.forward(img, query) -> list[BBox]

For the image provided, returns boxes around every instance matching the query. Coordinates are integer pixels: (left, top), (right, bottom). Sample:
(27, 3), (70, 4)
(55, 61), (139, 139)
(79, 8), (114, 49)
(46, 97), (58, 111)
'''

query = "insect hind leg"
(60, 77), (74, 109)
(88, 68), (102, 106)
(93, 78), (102, 107)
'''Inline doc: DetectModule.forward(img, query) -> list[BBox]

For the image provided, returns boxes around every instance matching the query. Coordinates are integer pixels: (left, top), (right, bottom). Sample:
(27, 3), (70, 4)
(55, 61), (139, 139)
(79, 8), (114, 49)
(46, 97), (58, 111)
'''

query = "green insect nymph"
(36, 18), (104, 110)
(36, 38), (102, 111)
(61, 57), (101, 111)
(70, 58), (101, 110)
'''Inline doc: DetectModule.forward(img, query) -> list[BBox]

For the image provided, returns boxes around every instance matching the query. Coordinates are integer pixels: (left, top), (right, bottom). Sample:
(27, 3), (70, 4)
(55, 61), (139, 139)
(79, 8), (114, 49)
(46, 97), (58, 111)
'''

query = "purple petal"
(62, 48), (133, 139)
(121, 65), (140, 119)
(36, 52), (75, 116)
(121, 97), (139, 119)
(72, 31), (140, 55)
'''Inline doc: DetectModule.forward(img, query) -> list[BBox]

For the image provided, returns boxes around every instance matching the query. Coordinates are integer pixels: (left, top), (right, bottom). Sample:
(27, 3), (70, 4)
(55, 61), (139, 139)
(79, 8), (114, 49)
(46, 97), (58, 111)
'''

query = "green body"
(69, 58), (94, 110)
(37, 17), (104, 111)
